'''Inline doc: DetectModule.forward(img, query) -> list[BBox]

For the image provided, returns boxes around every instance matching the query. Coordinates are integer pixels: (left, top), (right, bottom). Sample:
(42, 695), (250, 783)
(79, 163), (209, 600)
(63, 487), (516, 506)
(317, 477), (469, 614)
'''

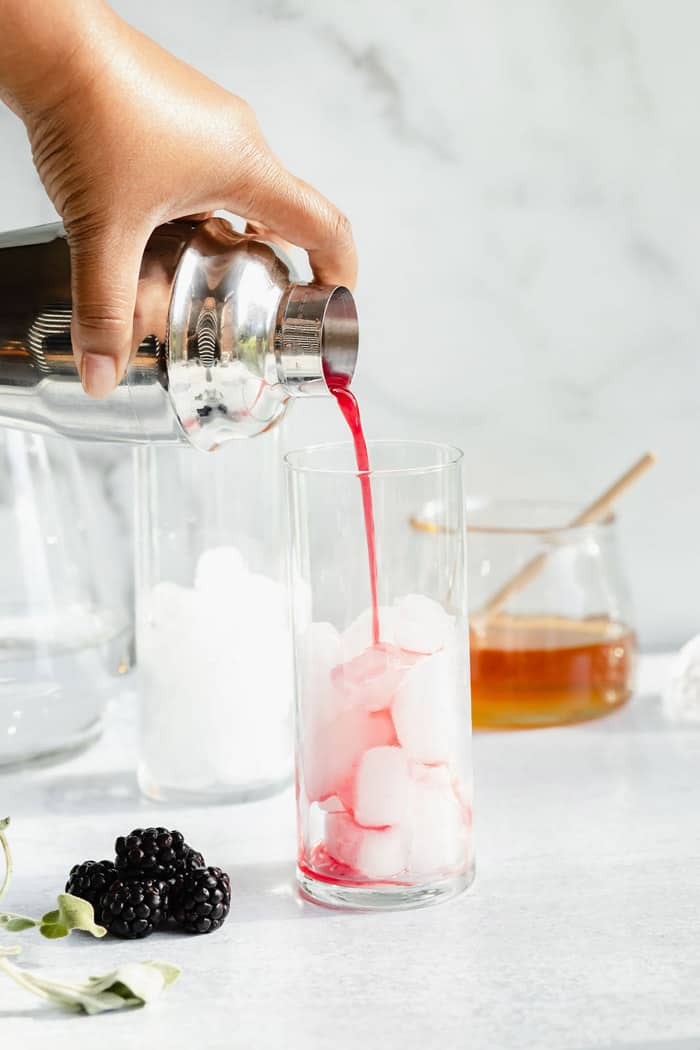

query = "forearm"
(0, 0), (110, 118)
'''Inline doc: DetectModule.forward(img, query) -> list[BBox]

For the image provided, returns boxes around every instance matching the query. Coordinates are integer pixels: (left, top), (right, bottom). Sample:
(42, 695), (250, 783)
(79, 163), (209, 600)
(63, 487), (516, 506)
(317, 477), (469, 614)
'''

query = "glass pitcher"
(0, 429), (131, 768)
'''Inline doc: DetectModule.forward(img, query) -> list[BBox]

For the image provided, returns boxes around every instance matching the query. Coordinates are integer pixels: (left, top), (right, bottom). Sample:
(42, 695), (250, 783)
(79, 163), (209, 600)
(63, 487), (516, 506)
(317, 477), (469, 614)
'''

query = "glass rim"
(410, 497), (616, 538)
(284, 440), (464, 478)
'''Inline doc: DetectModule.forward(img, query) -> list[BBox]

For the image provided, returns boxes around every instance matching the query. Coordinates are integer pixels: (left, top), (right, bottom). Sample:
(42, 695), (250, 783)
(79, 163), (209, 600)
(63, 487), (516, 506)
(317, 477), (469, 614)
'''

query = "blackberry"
(171, 866), (231, 934)
(65, 860), (119, 909)
(115, 827), (204, 881)
(98, 878), (167, 939)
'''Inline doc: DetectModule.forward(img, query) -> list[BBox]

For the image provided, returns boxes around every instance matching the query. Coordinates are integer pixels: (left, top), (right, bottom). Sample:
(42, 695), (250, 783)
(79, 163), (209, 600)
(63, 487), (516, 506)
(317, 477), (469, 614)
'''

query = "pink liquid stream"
(327, 379), (380, 645)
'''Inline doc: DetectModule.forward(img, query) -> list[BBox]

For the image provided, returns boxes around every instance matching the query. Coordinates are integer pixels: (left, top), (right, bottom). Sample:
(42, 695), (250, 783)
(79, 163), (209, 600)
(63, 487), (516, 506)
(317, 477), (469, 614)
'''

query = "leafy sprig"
(0, 818), (106, 939)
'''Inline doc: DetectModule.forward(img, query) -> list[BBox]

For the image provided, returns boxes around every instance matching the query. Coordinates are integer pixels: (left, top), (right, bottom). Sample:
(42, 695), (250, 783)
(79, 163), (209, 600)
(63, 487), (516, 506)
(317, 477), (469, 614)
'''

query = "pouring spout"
(276, 284), (358, 395)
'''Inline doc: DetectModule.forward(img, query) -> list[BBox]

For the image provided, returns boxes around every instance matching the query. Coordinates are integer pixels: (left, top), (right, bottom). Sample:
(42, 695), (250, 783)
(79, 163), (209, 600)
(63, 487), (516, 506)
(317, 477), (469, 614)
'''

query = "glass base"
(473, 690), (631, 730)
(297, 863), (475, 911)
(137, 764), (293, 805)
(0, 720), (102, 773)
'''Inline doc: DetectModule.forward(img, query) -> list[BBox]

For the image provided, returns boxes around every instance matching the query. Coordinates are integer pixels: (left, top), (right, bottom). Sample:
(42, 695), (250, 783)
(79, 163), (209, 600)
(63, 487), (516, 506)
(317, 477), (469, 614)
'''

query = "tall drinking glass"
(286, 441), (474, 909)
(135, 428), (294, 803)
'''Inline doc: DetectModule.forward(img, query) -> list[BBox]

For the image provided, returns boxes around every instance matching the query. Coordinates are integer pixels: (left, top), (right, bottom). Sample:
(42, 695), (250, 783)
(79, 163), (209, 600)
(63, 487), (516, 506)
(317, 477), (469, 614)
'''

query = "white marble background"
(0, 0), (698, 648)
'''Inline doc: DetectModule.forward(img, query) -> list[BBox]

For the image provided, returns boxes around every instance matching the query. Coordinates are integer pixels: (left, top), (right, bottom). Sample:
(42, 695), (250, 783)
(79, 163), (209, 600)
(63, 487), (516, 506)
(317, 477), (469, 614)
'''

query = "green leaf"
(0, 913), (38, 932)
(0, 891), (105, 941)
(39, 920), (69, 939)
(39, 894), (106, 940)
(149, 961), (181, 989)
(86, 961), (182, 1010)
(0, 954), (180, 1015)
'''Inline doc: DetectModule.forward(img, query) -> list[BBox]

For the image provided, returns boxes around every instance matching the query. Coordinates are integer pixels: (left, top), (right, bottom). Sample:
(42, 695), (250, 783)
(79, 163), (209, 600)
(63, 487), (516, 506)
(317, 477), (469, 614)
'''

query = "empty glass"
(0, 429), (131, 768)
(286, 441), (474, 910)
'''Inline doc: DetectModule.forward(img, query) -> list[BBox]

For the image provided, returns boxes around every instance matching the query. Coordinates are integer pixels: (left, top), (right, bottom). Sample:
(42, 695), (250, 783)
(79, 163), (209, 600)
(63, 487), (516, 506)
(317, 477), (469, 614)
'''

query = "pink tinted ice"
(331, 643), (415, 712)
(406, 773), (469, 876)
(341, 606), (399, 660)
(325, 812), (407, 880)
(300, 595), (472, 886)
(392, 594), (456, 654)
(353, 745), (411, 827)
(303, 706), (396, 805)
(392, 648), (460, 764)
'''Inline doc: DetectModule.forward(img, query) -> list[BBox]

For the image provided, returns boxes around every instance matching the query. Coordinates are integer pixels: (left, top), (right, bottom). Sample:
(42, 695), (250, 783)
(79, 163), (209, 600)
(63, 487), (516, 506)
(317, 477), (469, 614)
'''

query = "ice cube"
(148, 581), (194, 628)
(319, 795), (346, 813)
(353, 746), (411, 827)
(406, 778), (468, 877)
(664, 634), (700, 724)
(410, 761), (452, 790)
(393, 594), (455, 654)
(303, 707), (396, 804)
(302, 622), (342, 677)
(142, 562), (295, 790)
(206, 570), (285, 636)
(300, 622), (344, 724)
(325, 812), (407, 880)
(356, 825), (407, 880)
(195, 546), (248, 591)
(392, 649), (461, 763)
(147, 613), (293, 787)
(332, 643), (410, 713)
(323, 812), (360, 867)
(246, 572), (288, 625)
(341, 606), (399, 661)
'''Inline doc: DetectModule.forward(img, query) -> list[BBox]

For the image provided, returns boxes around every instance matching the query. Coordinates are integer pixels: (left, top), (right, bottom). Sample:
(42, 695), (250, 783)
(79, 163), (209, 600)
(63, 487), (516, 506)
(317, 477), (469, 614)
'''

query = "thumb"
(67, 223), (148, 399)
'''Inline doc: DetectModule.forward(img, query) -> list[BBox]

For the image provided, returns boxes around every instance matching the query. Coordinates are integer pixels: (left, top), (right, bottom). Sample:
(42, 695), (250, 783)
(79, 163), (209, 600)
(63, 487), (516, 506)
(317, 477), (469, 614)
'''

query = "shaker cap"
(165, 219), (359, 450)
(276, 284), (358, 393)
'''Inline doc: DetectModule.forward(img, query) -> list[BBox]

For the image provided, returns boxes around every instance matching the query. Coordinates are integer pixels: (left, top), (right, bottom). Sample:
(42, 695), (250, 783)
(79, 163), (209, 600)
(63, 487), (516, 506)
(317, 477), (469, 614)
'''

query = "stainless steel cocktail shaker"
(0, 218), (358, 450)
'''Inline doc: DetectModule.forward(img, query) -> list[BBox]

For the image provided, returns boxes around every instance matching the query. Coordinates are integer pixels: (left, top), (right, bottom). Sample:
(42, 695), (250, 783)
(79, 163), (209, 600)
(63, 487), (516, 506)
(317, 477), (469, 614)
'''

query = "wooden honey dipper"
(471, 452), (657, 625)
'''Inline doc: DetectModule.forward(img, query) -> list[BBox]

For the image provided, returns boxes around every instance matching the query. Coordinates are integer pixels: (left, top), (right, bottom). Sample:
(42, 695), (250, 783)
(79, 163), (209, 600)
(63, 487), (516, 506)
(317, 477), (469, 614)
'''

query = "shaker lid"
(276, 284), (358, 394)
(164, 219), (359, 451)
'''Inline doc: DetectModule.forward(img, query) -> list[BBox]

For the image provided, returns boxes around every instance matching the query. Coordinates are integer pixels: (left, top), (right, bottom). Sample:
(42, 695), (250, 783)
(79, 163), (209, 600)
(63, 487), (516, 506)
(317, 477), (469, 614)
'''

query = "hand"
(1, 0), (357, 397)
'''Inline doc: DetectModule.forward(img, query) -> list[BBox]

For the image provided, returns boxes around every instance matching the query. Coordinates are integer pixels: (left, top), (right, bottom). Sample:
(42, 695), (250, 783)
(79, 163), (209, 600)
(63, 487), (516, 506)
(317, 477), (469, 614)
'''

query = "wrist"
(0, 0), (114, 121)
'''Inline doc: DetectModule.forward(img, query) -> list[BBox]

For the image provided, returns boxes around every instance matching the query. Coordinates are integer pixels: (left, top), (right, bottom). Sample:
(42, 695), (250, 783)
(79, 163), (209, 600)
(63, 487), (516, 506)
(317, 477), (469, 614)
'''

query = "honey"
(470, 614), (636, 729)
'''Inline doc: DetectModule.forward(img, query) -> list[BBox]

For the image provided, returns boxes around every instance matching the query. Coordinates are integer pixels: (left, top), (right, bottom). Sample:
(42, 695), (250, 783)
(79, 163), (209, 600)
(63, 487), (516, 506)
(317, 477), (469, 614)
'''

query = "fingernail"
(80, 352), (118, 399)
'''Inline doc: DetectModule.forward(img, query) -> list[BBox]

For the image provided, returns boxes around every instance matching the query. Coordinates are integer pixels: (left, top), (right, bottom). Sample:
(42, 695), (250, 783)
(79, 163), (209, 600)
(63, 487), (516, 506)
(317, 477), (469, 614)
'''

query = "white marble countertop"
(1, 654), (698, 1050)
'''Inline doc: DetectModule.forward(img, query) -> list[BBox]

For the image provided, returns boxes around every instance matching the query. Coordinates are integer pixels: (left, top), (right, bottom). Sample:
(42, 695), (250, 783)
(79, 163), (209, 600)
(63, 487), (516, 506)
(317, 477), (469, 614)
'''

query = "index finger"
(229, 163), (358, 290)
